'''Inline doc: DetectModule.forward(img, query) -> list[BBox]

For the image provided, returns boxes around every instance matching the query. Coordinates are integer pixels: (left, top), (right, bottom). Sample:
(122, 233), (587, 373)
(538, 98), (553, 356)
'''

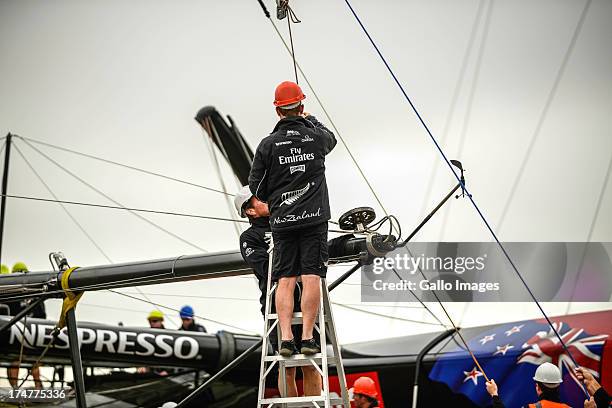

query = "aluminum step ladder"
(257, 234), (350, 408)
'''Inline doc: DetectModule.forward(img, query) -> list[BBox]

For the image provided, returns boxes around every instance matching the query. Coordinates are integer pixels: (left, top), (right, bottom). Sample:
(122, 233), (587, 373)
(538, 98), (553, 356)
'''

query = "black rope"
(1, 193), (248, 224)
(14, 135), (231, 196)
(342, 0), (589, 391)
(285, 3), (300, 84)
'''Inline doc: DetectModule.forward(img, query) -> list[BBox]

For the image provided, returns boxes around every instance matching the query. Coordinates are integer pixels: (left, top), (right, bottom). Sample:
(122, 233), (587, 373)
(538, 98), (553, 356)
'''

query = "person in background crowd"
(178, 305), (206, 332)
(352, 376), (379, 408)
(6, 262), (45, 388)
(138, 310), (170, 375)
(147, 310), (165, 329)
(485, 363), (571, 408)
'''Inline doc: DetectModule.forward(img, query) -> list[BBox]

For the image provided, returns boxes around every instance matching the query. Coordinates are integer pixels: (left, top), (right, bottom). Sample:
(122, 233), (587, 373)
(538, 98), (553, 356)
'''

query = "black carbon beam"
(65, 309), (87, 408)
(0, 133), (12, 265)
(0, 251), (251, 302)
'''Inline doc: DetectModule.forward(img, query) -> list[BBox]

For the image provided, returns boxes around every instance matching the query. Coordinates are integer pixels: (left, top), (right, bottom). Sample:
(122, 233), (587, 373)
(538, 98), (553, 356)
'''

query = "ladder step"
(259, 396), (344, 407)
(267, 312), (327, 325)
(264, 353), (336, 368)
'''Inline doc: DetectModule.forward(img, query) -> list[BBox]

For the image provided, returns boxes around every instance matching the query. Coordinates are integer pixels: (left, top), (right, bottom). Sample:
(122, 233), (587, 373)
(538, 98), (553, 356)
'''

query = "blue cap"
(179, 305), (194, 319)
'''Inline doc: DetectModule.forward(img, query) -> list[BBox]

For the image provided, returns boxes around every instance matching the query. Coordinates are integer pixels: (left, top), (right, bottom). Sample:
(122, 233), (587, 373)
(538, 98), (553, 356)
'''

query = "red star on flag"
(463, 367), (484, 386)
(505, 324), (524, 337)
(479, 334), (496, 345)
(493, 344), (515, 356)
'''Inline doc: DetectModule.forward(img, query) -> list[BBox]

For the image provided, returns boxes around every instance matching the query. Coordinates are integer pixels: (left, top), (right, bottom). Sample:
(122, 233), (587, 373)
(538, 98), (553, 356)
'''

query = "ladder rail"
(258, 234), (276, 404)
(258, 234), (349, 407)
(323, 281), (351, 407)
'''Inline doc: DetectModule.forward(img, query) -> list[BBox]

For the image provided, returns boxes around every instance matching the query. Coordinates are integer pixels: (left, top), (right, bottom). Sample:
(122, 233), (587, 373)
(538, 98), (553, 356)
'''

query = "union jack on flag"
(429, 315), (609, 408)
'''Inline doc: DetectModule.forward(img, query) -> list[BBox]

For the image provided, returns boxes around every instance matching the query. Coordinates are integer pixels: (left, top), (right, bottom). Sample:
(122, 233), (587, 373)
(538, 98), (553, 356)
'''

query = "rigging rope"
(15, 135), (231, 196)
(285, 2), (301, 84)
(13, 144), (114, 263)
(342, 0), (588, 388)
(418, 0), (486, 219)
(12, 143), (182, 327)
(18, 138), (208, 252)
(439, 0), (494, 239)
(565, 152), (612, 314)
(107, 289), (255, 334)
(496, 0), (593, 232)
(1, 194), (249, 224)
(331, 302), (443, 327)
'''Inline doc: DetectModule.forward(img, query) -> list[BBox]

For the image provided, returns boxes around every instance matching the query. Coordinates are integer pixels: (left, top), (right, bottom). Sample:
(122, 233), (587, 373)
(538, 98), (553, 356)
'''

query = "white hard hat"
(533, 362), (563, 386)
(234, 186), (253, 218)
(159, 403), (177, 408)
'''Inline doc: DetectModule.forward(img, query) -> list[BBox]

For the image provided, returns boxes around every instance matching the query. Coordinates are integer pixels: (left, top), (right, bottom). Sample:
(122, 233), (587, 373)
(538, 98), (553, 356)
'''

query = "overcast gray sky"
(0, 0), (610, 343)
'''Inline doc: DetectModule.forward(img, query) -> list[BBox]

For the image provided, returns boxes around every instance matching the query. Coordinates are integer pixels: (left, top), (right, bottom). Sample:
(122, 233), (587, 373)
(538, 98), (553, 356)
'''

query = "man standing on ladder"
(249, 80), (336, 358)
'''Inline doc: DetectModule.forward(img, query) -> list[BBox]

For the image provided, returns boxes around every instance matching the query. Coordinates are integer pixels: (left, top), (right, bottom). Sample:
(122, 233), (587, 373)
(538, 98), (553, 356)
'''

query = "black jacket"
(179, 321), (206, 333)
(594, 387), (611, 408)
(248, 115), (336, 232)
(239, 217), (272, 316)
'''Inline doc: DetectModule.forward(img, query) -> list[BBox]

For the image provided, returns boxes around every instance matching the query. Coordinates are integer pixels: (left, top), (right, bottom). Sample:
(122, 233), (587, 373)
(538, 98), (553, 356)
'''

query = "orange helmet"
(353, 376), (378, 399)
(274, 81), (306, 108)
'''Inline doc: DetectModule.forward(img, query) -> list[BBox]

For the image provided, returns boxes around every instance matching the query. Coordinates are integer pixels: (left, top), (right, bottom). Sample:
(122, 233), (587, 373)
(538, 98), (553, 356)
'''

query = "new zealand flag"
(429, 316), (608, 407)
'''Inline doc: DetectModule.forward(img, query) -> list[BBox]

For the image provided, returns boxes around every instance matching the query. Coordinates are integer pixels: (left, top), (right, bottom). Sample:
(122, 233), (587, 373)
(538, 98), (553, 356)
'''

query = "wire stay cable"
(418, 0), (486, 219)
(2, 193), (249, 224)
(342, 0), (590, 385)
(13, 144), (114, 264)
(200, 120), (243, 238)
(107, 289), (255, 334)
(565, 152), (612, 314)
(496, 0), (593, 232)
(16, 144), (182, 324)
(15, 135), (231, 196)
(331, 302), (443, 327)
(17, 138), (208, 252)
(439, 0), (494, 239)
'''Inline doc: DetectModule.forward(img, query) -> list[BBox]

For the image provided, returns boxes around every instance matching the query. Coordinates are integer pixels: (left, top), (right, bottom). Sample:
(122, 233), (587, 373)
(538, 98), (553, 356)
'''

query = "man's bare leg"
(276, 276), (298, 341)
(278, 367), (298, 397)
(300, 275), (320, 340)
(32, 365), (42, 389)
(8, 364), (18, 388)
(302, 366), (322, 396)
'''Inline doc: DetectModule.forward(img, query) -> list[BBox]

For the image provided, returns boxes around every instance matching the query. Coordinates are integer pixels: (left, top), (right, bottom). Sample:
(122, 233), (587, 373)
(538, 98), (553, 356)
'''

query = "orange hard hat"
(353, 376), (378, 399)
(274, 81), (306, 108)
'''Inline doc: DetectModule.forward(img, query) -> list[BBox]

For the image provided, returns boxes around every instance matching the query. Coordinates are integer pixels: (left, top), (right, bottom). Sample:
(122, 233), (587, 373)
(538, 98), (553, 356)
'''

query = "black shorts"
(272, 222), (328, 281)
